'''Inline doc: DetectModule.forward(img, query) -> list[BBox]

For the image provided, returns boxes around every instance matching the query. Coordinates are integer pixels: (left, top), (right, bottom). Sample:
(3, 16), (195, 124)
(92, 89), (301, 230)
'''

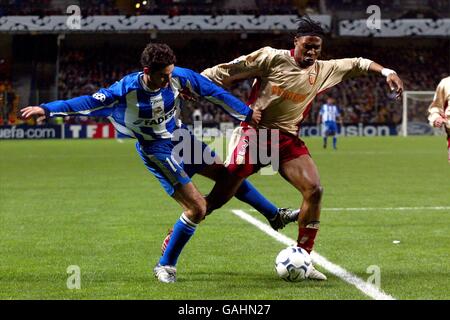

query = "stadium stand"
(1, 1), (448, 127)
(50, 36), (448, 126)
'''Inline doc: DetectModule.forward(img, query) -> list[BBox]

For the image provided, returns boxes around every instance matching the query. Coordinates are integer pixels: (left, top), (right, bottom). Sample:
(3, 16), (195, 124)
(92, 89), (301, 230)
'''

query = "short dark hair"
(140, 43), (177, 71)
(295, 16), (325, 38)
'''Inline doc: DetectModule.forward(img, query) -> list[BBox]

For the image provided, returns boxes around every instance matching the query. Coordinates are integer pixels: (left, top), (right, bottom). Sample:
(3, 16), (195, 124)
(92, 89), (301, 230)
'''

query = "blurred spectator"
(0, 80), (21, 125)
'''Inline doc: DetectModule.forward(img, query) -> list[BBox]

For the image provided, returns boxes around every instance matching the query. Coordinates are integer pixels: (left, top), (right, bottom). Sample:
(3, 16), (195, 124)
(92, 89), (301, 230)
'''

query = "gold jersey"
(202, 46), (373, 136)
(428, 76), (450, 128)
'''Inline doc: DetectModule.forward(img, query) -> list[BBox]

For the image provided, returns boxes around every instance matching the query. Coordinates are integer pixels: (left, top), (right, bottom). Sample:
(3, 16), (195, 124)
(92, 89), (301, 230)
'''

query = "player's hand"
(386, 73), (404, 100)
(249, 108), (261, 127)
(178, 88), (196, 101)
(433, 116), (447, 128)
(20, 106), (47, 122)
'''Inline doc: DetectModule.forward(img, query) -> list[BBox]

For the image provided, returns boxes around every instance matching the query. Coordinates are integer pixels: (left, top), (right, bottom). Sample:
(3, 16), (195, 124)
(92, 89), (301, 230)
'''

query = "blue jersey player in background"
(317, 97), (343, 150)
(20, 43), (299, 283)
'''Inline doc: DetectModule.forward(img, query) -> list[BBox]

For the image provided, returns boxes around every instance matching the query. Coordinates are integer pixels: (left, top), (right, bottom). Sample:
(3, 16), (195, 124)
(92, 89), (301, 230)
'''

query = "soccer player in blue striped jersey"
(317, 97), (343, 150)
(20, 43), (299, 283)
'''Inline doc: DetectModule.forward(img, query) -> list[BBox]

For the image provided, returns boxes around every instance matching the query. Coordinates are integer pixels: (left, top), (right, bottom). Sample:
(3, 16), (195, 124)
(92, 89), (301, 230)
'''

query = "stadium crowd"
(0, 80), (19, 125)
(47, 38), (449, 127)
(1, 0), (448, 128)
(2, 36), (447, 127)
(0, 0), (317, 16)
(0, 56), (21, 125)
(2, 0), (448, 18)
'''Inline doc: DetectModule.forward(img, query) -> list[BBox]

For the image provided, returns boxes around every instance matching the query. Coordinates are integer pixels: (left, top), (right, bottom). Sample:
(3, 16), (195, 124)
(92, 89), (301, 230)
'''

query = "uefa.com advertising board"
(0, 122), (433, 140)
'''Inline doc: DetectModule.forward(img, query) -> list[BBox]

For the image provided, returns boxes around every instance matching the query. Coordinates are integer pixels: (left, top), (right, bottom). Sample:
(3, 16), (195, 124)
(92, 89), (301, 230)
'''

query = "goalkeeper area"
(401, 91), (444, 137)
(1, 137), (449, 300)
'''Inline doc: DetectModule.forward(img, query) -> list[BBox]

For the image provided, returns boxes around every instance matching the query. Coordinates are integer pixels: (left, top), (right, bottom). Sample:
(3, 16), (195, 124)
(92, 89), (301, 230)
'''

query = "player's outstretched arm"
(175, 67), (261, 125)
(19, 75), (132, 121)
(368, 62), (404, 100)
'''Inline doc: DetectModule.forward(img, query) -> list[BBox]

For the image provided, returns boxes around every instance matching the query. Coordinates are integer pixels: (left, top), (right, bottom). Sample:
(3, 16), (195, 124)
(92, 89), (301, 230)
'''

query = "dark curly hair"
(140, 43), (177, 71)
(295, 16), (325, 38)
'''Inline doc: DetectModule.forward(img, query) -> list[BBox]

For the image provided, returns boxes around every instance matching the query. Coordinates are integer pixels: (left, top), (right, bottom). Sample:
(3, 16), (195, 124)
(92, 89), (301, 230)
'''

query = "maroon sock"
(297, 222), (320, 254)
(447, 138), (450, 161)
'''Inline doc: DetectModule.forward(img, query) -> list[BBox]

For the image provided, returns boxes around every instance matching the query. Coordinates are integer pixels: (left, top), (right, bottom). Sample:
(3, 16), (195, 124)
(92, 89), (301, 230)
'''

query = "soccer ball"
(275, 246), (312, 282)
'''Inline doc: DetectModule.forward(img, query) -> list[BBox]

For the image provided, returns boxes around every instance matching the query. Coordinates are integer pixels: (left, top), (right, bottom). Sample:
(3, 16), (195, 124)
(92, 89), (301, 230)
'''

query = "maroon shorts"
(226, 126), (310, 178)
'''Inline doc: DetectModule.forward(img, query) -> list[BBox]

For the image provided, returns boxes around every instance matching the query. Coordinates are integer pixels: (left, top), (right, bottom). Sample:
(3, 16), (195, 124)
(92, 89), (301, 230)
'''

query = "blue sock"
(235, 179), (278, 220)
(323, 137), (327, 147)
(333, 136), (337, 149)
(159, 213), (197, 266)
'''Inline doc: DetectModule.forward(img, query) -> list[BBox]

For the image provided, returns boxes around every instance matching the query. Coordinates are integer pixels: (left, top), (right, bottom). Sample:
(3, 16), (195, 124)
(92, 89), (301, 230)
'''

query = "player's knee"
(305, 184), (323, 203)
(187, 198), (207, 222)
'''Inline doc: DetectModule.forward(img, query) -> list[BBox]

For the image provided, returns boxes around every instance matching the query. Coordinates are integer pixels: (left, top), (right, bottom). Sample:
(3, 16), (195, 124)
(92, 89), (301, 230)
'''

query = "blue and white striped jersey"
(319, 104), (340, 123)
(42, 67), (253, 143)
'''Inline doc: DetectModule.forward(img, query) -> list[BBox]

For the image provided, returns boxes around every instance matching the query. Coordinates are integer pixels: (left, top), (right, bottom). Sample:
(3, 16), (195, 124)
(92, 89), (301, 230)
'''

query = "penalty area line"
(231, 209), (396, 301)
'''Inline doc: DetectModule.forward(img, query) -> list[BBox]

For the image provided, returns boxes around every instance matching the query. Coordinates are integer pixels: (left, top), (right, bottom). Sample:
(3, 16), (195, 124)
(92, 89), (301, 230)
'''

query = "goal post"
(401, 90), (437, 137)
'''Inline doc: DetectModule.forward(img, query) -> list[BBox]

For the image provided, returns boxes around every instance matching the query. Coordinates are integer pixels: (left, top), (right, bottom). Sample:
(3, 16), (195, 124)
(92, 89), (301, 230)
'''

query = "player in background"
(317, 97), (343, 150)
(20, 43), (299, 283)
(200, 16), (404, 280)
(428, 76), (450, 163)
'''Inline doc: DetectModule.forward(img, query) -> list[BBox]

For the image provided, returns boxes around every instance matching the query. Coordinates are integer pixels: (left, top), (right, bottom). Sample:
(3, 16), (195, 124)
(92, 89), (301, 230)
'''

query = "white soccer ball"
(275, 246), (312, 282)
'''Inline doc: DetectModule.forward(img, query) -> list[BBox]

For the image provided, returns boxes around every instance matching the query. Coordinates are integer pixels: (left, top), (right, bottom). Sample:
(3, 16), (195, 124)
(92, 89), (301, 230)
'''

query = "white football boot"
(307, 265), (327, 280)
(153, 264), (177, 283)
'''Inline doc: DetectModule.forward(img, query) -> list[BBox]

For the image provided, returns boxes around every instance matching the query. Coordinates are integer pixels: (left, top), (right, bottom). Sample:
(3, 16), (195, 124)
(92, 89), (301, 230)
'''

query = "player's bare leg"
(204, 170), (246, 214)
(155, 182), (206, 283)
(199, 160), (298, 228)
(279, 155), (327, 280)
(446, 128), (450, 163)
(161, 159), (300, 257)
(172, 182), (207, 223)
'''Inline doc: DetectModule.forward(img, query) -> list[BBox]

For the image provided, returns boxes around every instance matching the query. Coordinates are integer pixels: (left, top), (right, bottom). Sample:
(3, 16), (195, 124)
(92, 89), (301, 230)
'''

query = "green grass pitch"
(1, 136), (449, 300)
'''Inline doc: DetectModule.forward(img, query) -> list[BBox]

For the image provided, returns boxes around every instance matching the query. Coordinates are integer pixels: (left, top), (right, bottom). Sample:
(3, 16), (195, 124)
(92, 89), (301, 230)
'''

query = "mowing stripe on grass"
(231, 209), (396, 301)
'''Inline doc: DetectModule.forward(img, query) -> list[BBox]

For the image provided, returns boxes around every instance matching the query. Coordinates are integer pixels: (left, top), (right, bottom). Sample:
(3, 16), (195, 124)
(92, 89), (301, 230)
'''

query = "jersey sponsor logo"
(132, 107), (176, 126)
(151, 96), (164, 106)
(153, 106), (164, 116)
(271, 85), (306, 103)
(92, 92), (106, 102)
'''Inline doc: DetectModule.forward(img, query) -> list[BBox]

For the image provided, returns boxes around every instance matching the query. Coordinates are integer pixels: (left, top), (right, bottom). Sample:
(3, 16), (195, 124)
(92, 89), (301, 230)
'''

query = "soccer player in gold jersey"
(201, 16), (404, 280)
(428, 76), (450, 163)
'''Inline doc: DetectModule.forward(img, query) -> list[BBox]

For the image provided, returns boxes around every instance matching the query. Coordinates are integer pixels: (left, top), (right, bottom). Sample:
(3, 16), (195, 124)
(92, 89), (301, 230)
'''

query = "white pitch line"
(231, 209), (396, 301)
(247, 206), (450, 212)
(322, 206), (450, 212)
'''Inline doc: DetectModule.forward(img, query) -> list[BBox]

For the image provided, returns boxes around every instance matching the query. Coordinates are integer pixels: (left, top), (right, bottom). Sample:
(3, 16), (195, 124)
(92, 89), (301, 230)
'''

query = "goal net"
(401, 91), (443, 136)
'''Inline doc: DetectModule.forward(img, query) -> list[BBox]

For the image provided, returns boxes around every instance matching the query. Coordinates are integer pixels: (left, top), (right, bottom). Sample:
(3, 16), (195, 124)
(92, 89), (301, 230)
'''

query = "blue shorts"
(136, 133), (217, 196)
(322, 121), (338, 136)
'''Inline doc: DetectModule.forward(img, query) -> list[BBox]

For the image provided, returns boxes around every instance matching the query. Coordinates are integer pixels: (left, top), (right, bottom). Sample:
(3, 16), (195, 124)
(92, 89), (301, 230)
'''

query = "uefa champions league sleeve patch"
(92, 92), (106, 103)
